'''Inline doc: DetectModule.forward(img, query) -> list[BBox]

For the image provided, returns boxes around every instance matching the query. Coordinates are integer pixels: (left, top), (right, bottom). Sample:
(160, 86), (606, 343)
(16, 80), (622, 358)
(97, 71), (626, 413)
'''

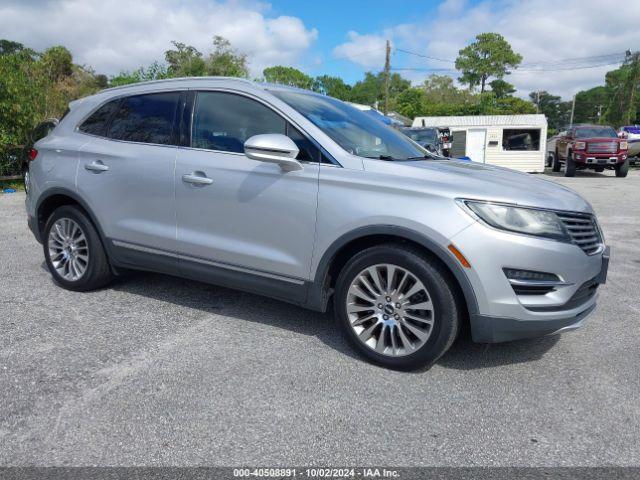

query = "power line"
(394, 48), (455, 64)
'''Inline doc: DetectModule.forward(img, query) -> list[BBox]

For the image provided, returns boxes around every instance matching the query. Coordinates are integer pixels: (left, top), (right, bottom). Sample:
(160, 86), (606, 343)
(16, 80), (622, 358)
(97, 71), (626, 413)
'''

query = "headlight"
(620, 141), (628, 150)
(462, 200), (569, 241)
(574, 141), (586, 150)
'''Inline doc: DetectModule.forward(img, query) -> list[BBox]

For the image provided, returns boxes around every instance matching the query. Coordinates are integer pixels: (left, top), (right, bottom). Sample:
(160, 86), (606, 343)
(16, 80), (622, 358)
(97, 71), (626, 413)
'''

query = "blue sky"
(269, 0), (461, 83)
(1, 0), (638, 98)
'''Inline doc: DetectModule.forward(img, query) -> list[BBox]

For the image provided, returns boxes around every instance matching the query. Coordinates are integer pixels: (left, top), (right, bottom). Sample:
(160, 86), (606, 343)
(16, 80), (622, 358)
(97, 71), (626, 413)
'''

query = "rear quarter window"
(78, 100), (120, 136)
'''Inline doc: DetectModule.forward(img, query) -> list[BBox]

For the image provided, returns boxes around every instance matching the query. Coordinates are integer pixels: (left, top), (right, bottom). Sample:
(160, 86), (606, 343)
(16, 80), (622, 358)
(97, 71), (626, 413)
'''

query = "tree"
(573, 86), (608, 125)
(262, 66), (314, 89)
(313, 75), (351, 100)
(529, 91), (571, 131)
(489, 79), (515, 99)
(165, 41), (206, 77)
(205, 35), (248, 77)
(603, 53), (640, 127)
(109, 61), (168, 87)
(349, 71), (409, 108)
(0, 39), (26, 56)
(455, 33), (522, 93)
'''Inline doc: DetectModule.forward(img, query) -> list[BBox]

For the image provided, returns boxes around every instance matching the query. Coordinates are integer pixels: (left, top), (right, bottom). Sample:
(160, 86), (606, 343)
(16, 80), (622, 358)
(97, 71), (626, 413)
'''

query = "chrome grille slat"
(556, 212), (602, 255)
(587, 141), (617, 153)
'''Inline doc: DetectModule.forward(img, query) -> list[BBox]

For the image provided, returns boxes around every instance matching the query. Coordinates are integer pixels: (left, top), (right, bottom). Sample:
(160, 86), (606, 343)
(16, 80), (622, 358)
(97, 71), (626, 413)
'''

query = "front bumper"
(573, 152), (627, 165)
(451, 220), (609, 343)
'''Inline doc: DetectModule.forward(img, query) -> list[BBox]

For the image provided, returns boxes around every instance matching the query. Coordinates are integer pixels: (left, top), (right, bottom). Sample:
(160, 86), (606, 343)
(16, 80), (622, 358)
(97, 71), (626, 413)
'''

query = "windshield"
(401, 128), (438, 144)
(270, 90), (429, 160)
(575, 127), (617, 138)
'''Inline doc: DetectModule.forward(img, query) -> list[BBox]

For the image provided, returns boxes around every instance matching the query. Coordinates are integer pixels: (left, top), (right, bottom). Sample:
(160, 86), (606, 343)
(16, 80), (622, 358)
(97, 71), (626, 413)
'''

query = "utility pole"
(383, 40), (391, 115)
(535, 91), (540, 113)
(569, 94), (576, 126)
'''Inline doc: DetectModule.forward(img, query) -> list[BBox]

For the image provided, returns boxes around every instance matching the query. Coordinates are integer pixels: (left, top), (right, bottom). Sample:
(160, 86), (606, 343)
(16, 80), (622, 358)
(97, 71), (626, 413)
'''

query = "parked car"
(553, 125), (629, 177)
(618, 125), (640, 164)
(21, 119), (59, 193)
(399, 127), (442, 154)
(26, 78), (609, 370)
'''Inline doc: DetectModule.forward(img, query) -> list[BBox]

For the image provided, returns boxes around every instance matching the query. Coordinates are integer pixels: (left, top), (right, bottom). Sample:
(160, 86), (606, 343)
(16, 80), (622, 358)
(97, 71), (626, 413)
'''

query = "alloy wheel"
(47, 217), (89, 281)
(345, 263), (435, 357)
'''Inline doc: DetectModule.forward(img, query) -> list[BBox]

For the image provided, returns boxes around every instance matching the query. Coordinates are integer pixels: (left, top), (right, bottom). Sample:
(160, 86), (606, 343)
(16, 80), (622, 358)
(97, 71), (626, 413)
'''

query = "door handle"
(182, 173), (213, 185)
(85, 161), (109, 173)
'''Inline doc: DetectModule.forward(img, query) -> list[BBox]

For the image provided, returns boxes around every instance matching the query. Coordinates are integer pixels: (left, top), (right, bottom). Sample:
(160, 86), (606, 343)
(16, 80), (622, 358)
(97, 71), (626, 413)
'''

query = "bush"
(0, 147), (22, 177)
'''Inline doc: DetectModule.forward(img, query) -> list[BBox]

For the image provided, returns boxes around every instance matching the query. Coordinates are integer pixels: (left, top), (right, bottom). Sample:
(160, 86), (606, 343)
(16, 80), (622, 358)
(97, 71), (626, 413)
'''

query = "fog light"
(503, 268), (559, 282)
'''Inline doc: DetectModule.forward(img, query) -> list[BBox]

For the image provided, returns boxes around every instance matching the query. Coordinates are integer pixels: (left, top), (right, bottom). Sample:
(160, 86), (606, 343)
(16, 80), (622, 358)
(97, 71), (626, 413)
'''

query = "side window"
(108, 92), (180, 145)
(192, 91), (286, 153)
(78, 100), (120, 136)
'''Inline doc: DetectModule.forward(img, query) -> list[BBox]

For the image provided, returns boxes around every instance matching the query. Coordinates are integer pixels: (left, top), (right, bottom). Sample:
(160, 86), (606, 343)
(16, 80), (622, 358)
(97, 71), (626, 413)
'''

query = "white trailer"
(412, 114), (548, 173)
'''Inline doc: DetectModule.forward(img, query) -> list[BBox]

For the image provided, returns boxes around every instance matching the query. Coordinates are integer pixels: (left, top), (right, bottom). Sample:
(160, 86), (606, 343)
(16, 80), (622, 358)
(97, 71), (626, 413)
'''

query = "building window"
(502, 129), (541, 151)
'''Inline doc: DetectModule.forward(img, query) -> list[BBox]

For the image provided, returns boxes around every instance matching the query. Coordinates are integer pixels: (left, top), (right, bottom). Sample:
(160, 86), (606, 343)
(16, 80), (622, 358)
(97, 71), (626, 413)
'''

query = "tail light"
(28, 148), (38, 161)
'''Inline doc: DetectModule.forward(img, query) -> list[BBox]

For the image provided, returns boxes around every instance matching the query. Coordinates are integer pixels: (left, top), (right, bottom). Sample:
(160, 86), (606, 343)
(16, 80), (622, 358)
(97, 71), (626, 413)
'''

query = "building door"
(466, 128), (487, 163)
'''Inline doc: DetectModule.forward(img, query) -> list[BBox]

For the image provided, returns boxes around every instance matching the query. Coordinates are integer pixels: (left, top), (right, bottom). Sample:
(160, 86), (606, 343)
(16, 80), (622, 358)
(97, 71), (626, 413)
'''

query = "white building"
(412, 114), (548, 173)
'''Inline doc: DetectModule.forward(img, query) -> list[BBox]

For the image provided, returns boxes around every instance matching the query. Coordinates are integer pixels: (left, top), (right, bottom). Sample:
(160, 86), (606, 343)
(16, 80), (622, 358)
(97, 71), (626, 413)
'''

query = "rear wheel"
(334, 244), (460, 370)
(552, 151), (561, 172)
(43, 205), (113, 291)
(564, 152), (576, 177)
(615, 158), (629, 178)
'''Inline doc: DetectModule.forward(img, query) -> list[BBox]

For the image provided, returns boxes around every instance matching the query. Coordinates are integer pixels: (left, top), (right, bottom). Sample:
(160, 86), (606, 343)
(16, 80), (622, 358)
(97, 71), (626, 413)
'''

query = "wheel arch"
(306, 226), (479, 318)
(35, 187), (107, 246)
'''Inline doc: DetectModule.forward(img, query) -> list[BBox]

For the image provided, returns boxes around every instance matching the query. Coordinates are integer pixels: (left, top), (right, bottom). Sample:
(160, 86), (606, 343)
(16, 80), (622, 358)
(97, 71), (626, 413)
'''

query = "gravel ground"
(0, 170), (639, 466)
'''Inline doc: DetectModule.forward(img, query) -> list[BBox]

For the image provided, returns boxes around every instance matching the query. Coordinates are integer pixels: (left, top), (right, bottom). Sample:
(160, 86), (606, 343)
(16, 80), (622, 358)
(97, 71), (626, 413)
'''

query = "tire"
(564, 152), (576, 177)
(546, 154), (553, 168)
(334, 244), (461, 371)
(552, 151), (561, 172)
(43, 205), (113, 291)
(615, 158), (629, 178)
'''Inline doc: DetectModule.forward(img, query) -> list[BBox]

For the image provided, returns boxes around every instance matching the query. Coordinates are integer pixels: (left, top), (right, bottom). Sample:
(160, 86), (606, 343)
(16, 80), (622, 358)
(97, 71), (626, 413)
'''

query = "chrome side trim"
(112, 240), (306, 285)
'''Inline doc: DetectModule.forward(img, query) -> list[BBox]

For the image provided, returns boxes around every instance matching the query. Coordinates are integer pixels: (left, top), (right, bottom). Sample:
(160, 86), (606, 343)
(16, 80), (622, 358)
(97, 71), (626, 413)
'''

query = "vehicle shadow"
(543, 170), (611, 178)
(110, 271), (560, 372)
(437, 329), (559, 371)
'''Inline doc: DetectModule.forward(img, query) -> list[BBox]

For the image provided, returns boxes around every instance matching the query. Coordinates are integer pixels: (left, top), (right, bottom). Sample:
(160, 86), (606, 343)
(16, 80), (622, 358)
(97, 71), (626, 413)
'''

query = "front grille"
(528, 277), (599, 312)
(587, 141), (617, 153)
(556, 212), (602, 255)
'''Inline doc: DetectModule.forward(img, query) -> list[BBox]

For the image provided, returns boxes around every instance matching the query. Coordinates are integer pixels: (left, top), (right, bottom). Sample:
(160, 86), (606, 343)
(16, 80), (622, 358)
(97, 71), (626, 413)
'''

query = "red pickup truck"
(552, 125), (629, 177)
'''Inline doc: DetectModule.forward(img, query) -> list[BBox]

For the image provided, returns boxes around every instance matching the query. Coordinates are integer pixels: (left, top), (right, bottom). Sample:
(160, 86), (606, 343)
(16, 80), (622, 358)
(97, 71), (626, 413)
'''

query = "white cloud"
(0, 0), (318, 77)
(333, 0), (640, 98)
(331, 31), (389, 69)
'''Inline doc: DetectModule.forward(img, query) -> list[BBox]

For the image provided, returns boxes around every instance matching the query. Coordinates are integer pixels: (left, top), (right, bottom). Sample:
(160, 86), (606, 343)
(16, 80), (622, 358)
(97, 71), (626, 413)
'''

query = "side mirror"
(244, 134), (302, 172)
(618, 131), (628, 139)
(425, 143), (437, 153)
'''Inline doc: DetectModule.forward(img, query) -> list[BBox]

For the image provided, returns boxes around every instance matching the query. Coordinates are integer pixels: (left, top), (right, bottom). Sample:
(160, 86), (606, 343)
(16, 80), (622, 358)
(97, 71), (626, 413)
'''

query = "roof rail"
(98, 76), (255, 94)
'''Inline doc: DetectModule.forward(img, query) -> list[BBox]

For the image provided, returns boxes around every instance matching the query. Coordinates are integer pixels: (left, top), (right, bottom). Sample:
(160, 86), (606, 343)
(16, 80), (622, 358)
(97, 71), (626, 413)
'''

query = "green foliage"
(489, 79), (515, 99)
(529, 91), (571, 131)
(262, 66), (314, 89)
(602, 55), (640, 126)
(349, 71), (410, 108)
(206, 36), (248, 77)
(165, 41), (206, 77)
(313, 75), (351, 100)
(455, 33), (522, 92)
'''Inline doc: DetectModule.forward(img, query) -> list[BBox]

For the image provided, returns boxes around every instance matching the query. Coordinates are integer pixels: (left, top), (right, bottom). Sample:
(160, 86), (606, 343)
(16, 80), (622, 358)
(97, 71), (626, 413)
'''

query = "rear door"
(174, 90), (320, 285)
(76, 91), (182, 259)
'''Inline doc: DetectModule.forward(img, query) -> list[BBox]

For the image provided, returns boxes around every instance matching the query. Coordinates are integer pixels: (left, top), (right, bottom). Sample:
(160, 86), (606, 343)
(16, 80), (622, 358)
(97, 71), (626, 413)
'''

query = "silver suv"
(25, 77), (609, 370)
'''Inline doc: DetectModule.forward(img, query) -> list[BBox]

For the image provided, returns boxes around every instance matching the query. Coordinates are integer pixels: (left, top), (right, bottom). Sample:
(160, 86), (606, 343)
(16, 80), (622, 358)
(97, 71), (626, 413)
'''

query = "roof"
(414, 114), (547, 127)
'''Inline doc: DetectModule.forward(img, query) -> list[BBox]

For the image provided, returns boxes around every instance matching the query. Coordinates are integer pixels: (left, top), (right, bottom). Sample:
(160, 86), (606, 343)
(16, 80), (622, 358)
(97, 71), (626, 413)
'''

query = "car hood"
(363, 158), (594, 214)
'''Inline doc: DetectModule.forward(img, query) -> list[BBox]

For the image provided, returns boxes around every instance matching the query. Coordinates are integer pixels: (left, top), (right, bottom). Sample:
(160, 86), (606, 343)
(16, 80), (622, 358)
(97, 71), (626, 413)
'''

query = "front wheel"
(615, 158), (629, 177)
(564, 152), (576, 177)
(552, 151), (561, 172)
(334, 244), (461, 370)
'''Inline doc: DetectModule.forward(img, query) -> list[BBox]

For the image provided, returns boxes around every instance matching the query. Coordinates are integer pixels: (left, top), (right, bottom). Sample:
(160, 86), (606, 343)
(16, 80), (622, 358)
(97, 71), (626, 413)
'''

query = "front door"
(466, 128), (487, 163)
(175, 91), (320, 287)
